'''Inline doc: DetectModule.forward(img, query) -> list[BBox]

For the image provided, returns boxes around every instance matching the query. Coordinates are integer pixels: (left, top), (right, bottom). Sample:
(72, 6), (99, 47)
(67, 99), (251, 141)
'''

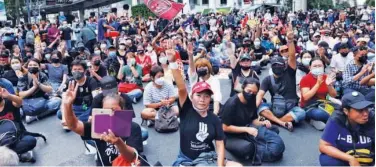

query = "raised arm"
(286, 24), (296, 70)
(187, 42), (195, 75)
(62, 81), (85, 136)
(167, 49), (188, 106)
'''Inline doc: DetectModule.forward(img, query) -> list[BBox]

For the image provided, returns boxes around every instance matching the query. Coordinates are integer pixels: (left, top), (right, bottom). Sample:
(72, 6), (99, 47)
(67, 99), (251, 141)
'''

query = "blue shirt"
(97, 18), (108, 41)
(322, 117), (373, 153)
(0, 78), (15, 94)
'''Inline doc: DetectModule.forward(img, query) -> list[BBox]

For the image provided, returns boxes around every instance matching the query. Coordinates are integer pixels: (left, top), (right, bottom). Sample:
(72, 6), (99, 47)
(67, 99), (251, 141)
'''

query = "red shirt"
(135, 55), (152, 76)
(299, 73), (329, 107)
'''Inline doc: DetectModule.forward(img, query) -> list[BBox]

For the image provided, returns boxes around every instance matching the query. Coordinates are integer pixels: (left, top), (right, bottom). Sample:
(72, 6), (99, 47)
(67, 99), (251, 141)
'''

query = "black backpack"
(155, 107), (179, 133)
(0, 119), (46, 147)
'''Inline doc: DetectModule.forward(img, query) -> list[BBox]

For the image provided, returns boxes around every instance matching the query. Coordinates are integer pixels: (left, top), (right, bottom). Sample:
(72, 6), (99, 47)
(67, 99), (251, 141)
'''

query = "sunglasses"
(280, 49), (288, 53)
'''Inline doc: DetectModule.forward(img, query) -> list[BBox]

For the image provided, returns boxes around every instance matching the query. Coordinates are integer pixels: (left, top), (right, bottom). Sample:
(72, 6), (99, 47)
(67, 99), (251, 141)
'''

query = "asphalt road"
(23, 67), (322, 166)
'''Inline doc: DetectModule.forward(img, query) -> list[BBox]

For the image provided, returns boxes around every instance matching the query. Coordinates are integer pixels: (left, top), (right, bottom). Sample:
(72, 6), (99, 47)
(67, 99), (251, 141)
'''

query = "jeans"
(343, 88), (375, 102)
(43, 97), (62, 117)
(57, 104), (92, 122)
(0, 78), (15, 94)
(65, 40), (72, 50)
(257, 102), (306, 123)
(172, 150), (193, 166)
(306, 108), (330, 123)
(200, 25), (208, 36)
(320, 154), (348, 166)
(18, 38), (25, 52)
(10, 135), (37, 154)
(126, 89), (143, 101)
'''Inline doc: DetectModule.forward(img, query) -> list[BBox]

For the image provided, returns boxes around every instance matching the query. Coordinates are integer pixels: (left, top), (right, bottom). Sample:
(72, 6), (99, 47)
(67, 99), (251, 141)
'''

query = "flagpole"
(160, 3), (186, 35)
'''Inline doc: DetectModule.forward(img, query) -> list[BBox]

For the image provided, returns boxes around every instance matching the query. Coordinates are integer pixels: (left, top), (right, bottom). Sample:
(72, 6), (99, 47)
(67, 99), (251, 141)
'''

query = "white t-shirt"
(306, 41), (318, 51)
(330, 52), (354, 72)
(188, 72), (222, 102)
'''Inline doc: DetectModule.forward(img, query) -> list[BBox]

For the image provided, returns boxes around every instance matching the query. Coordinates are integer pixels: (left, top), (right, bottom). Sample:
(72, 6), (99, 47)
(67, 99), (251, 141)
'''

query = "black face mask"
(94, 59), (101, 66)
(272, 66), (285, 76)
(340, 52), (348, 57)
(72, 71), (85, 80)
(243, 91), (256, 106)
(51, 58), (60, 63)
(197, 68), (208, 77)
(359, 55), (368, 64)
(28, 67), (39, 74)
(241, 66), (251, 71)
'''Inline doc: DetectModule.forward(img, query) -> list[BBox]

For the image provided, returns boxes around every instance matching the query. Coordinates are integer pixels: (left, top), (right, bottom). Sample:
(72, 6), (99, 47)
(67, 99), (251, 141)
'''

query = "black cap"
(341, 91), (373, 110)
(318, 41), (329, 48)
(338, 43), (349, 50)
(270, 56), (285, 65)
(100, 76), (118, 95)
(351, 46), (368, 53)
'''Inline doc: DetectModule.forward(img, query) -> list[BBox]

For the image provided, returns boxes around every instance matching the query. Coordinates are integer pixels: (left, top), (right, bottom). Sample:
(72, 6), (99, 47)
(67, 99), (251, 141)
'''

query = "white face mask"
(94, 50), (101, 55)
(155, 77), (165, 86)
(11, 63), (21, 71)
(147, 46), (153, 52)
(311, 67), (324, 76)
(45, 54), (51, 60)
(100, 44), (107, 50)
(159, 56), (168, 64)
(119, 45), (126, 50)
(302, 58), (311, 66)
(341, 38), (348, 44)
(254, 42), (261, 48)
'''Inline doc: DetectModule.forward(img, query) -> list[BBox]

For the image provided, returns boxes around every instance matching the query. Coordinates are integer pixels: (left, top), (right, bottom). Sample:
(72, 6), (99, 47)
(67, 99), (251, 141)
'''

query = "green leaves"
(307, 0), (334, 11)
(365, 0), (375, 7)
(131, 4), (156, 18)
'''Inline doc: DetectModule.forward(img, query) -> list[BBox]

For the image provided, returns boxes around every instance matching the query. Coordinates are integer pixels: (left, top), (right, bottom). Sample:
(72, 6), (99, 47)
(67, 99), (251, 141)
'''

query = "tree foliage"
(131, 4), (156, 18)
(308, 0), (334, 11)
(4, 0), (24, 20)
(365, 0), (375, 7)
(335, 1), (351, 9)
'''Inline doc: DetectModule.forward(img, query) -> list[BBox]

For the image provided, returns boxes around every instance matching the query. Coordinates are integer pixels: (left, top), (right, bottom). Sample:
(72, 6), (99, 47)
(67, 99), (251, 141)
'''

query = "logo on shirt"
(196, 122), (209, 142)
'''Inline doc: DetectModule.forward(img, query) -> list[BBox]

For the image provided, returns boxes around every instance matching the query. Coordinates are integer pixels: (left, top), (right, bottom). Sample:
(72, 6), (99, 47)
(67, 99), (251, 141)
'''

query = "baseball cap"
(191, 81), (213, 95)
(100, 76), (118, 96)
(341, 91), (373, 110)
(318, 41), (329, 48)
(240, 54), (252, 61)
(243, 37), (250, 42)
(313, 32), (320, 37)
(338, 43), (349, 50)
(270, 56), (285, 65)
(357, 38), (368, 43)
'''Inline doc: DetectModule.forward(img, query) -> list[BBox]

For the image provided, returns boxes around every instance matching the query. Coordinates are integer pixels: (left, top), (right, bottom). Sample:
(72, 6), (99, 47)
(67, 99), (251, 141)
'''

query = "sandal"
(283, 122), (293, 132)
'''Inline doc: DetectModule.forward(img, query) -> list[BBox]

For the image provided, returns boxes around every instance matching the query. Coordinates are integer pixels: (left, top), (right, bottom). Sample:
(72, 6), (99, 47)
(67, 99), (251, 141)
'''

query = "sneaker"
(310, 120), (326, 131)
(84, 141), (97, 155)
(25, 116), (38, 124)
(147, 120), (155, 127)
(19, 151), (35, 163)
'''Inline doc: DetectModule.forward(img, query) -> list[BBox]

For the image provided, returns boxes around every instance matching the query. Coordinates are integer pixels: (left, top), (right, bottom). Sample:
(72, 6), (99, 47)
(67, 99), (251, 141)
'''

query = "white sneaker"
(310, 120), (326, 131)
(84, 142), (97, 155)
(25, 116), (38, 124)
(19, 150), (35, 163)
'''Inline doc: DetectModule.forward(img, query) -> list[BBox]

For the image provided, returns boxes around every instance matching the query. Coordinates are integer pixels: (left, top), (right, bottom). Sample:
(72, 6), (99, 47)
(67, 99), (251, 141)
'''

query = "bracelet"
(169, 62), (178, 70)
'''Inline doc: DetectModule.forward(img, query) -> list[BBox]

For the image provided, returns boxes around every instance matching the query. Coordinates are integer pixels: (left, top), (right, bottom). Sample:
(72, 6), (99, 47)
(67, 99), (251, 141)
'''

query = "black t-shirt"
(1, 65), (18, 86)
(82, 121), (142, 166)
(178, 95), (225, 160)
(231, 64), (259, 96)
(91, 93), (135, 118)
(91, 65), (107, 83)
(64, 77), (98, 106)
(221, 94), (257, 137)
(17, 72), (50, 99)
(260, 65), (298, 100)
(253, 46), (267, 60)
(60, 27), (72, 40)
(0, 99), (22, 123)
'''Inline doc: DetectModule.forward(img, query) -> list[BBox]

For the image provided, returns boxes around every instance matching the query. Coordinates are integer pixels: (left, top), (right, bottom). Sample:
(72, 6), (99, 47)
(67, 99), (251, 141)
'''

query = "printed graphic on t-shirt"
(190, 122), (210, 151)
(104, 142), (119, 164)
(337, 134), (372, 145)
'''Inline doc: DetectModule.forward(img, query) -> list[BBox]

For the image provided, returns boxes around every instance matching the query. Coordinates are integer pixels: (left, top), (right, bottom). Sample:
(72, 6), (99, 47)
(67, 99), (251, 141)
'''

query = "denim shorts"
(257, 102), (306, 123)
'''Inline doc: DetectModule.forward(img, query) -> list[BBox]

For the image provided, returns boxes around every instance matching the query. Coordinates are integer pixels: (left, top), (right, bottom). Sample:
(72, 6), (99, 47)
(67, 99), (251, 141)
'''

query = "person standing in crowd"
(97, 13), (115, 42)
(319, 91), (374, 166)
(80, 22), (97, 53)
(47, 22), (59, 45)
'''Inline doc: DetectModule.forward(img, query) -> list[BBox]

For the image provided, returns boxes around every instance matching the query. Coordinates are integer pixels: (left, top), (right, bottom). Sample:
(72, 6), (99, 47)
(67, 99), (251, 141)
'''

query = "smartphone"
(91, 109), (133, 139)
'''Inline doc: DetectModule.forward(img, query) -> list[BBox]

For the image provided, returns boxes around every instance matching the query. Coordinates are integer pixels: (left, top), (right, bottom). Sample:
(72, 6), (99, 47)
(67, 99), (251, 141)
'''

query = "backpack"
(0, 119), (46, 147)
(26, 30), (35, 44)
(154, 107), (179, 133)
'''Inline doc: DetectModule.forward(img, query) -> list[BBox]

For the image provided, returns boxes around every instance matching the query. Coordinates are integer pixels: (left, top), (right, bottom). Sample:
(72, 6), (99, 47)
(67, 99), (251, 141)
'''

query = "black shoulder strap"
(270, 76), (281, 95)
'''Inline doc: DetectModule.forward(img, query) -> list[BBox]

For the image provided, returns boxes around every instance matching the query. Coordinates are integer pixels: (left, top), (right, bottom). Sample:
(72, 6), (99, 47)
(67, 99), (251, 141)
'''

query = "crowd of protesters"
(0, 5), (374, 166)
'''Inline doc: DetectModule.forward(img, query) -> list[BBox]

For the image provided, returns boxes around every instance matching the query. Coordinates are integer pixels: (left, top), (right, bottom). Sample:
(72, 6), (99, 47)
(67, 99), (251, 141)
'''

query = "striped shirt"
(143, 81), (177, 105)
(343, 60), (371, 90)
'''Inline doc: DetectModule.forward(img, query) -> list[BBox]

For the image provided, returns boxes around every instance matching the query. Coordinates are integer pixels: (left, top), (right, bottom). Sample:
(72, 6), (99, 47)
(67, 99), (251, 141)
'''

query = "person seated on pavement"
(187, 44), (222, 115)
(91, 75), (146, 153)
(296, 51), (314, 88)
(342, 46), (375, 102)
(18, 58), (61, 123)
(221, 78), (284, 162)
(62, 82), (139, 166)
(135, 45), (152, 82)
(252, 38), (270, 73)
(319, 91), (374, 166)
(117, 52), (143, 103)
(0, 51), (19, 87)
(330, 43), (354, 82)
(229, 52), (259, 97)
(256, 33), (306, 131)
(88, 53), (107, 85)
(57, 60), (98, 128)
(141, 65), (178, 126)
(168, 52), (242, 167)
(40, 50), (68, 94)
(0, 146), (19, 166)
(158, 51), (175, 85)
(300, 57), (338, 130)
(0, 86), (37, 162)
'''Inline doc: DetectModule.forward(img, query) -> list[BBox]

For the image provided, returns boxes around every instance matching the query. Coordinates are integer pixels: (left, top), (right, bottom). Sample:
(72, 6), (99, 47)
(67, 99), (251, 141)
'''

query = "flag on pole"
(144, 0), (184, 21)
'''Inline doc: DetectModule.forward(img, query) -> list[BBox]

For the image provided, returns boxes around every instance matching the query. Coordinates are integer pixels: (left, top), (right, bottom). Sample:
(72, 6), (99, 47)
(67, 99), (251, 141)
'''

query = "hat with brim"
(341, 91), (374, 110)
(270, 56), (285, 65)
(240, 55), (252, 61)
(100, 76), (118, 96)
(357, 38), (368, 43)
(192, 82), (213, 95)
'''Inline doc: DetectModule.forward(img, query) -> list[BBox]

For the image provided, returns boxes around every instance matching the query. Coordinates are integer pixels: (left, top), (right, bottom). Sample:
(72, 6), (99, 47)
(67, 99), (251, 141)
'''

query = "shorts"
(257, 102), (306, 123)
